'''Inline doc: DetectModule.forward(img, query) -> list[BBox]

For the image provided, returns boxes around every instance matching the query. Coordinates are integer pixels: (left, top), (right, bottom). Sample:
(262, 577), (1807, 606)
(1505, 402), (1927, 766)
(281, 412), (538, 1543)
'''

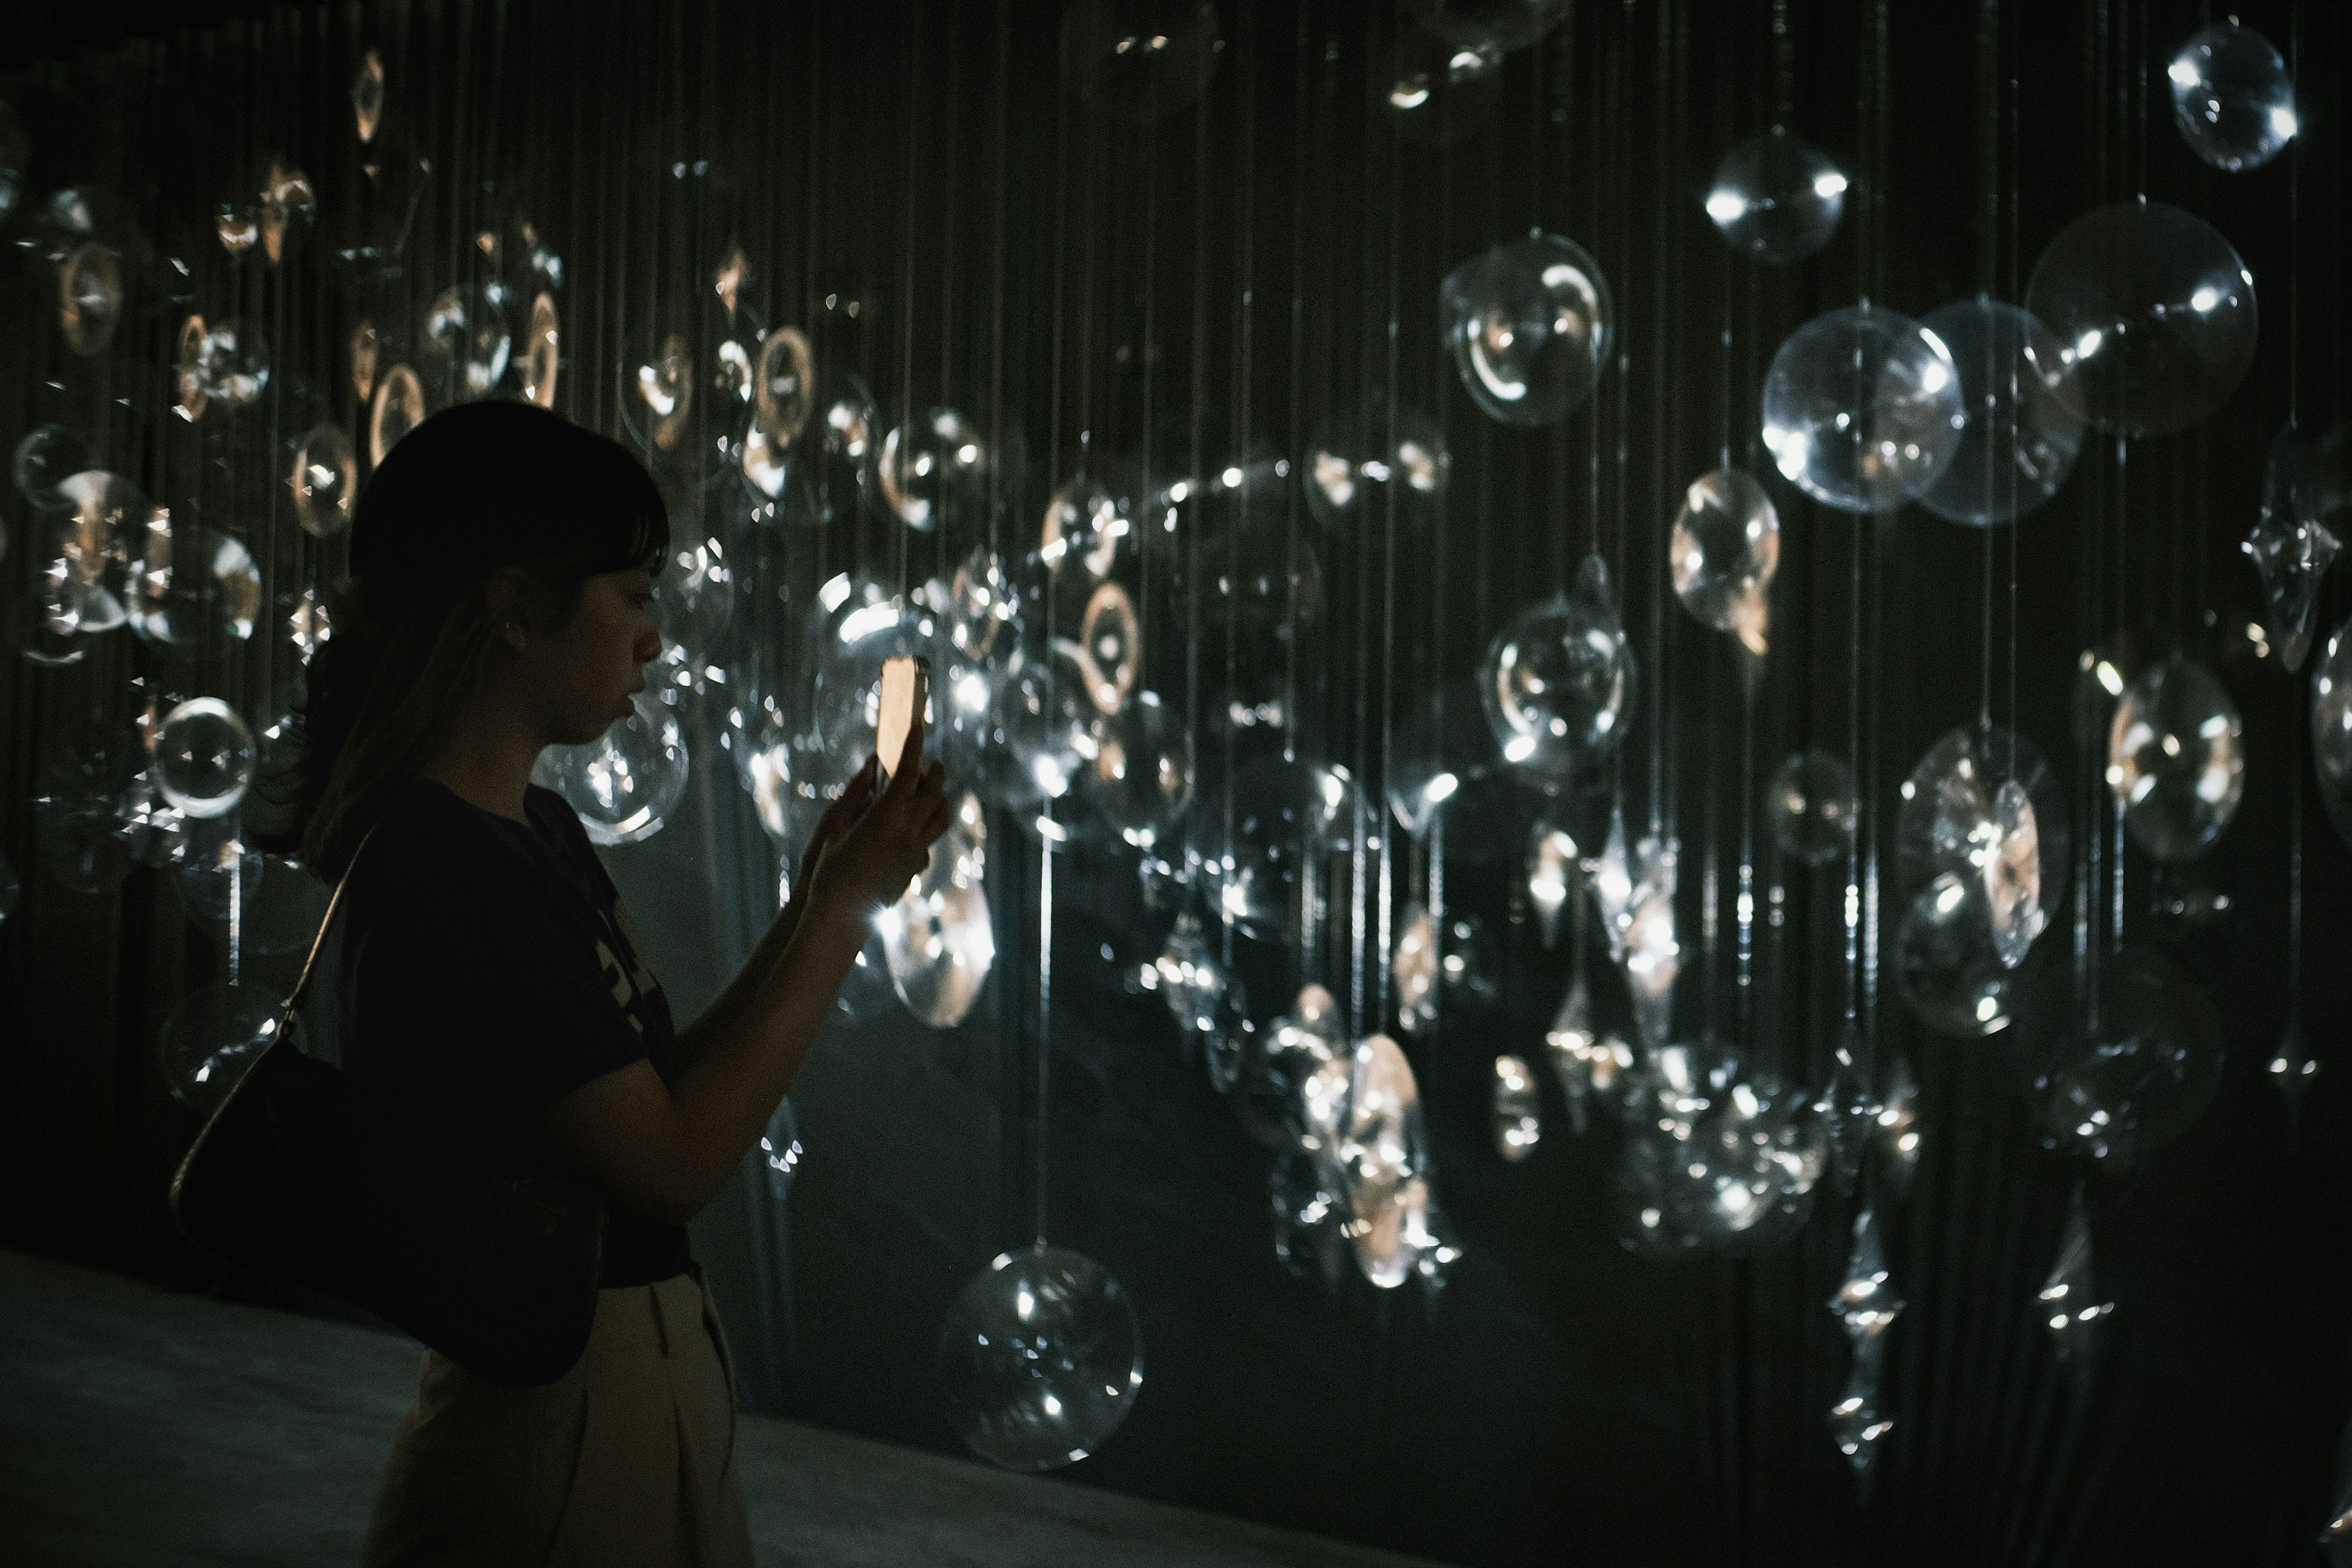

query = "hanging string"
(1224, 3), (1258, 989)
(1374, 4), (1403, 1032)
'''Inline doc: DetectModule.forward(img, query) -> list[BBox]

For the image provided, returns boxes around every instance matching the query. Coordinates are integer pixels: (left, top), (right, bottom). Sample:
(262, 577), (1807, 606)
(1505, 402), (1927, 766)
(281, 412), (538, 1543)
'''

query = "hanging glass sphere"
(130, 524), (263, 648)
(1761, 305), (1967, 513)
(983, 645), (1096, 829)
(13, 424), (93, 510)
(879, 794), (994, 1030)
(1381, 23), (1502, 148)
(154, 698), (257, 820)
(48, 470), (149, 636)
(286, 421), (358, 538)
(1440, 230), (1613, 426)
(2108, 655), (2244, 864)
(1897, 720), (2069, 980)
(1058, 1), (1221, 123)
(880, 407), (993, 534)
(1393, 905), (1501, 1035)
(161, 981), (298, 1115)
(1085, 692), (1193, 850)
(1767, 749), (1857, 866)
(1703, 129), (1849, 264)
(2034, 948), (2226, 1168)
(1208, 756), (1359, 941)
(2026, 200), (2257, 438)
(1915, 298), (2085, 527)
(423, 280), (515, 400)
(936, 1243), (1143, 1472)
(1408, 0), (1570, 53)
(536, 688), (690, 845)
(1492, 1054), (1542, 1163)
(370, 364), (428, 469)
(1302, 393), (1449, 530)
(196, 318), (273, 410)
(1670, 468), (1778, 654)
(2167, 20), (2297, 172)
(1336, 1033), (1438, 1289)
(1481, 553), (1634, 789)
(2245, 425), (2340, 674)
(1663, 1072), (1822, 1254)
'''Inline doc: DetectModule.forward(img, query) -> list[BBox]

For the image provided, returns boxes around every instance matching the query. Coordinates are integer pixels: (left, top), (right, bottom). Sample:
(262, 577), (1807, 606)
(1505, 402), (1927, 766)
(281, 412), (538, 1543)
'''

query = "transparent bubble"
(881, 407), (993, 534)
(154, 699), (257, 820)
(620, 328), (699, 456)
(1387, 684), (1490, 839)
(738, 326), (815, 496)
(1336, 1033), (1434, 1289)
(17, 566), (92, 667)
(423, 280), (515, 399)
(1897, 719), (2070, 956)
(775, 370), (879, 524)
(2168, 20), (2296, 172)
(1492, 1054), (1541, 1162)
(1058, 1), (1221, 124)
(2245, 425), (2340, 674)
(370, 364), (428, 469)
(1895, 873), (2016, 1037)
(1382, 24), (1502, 147)
(161, 981), (298, 1117)
(1670, 467), (1778, 653)
(0, 99), (26, 225)
(1663, 1072), (1822, 1254)
(1206, 756), (1359, 941)
(255, 158), (316, 265)
(13, 424), (94, 511)
(1303, 393), (1449, 530)
(653, 528), (738, 671)
(1767, 749), (1857, 866)
(983, 646), (1097, 831)
(1393, 905), (1499, 1035)
(2108, 655), (2244, 864)
(2025, 200), (2257, 438)
(1408, 0), (1570, 53)
(536, 688), (690, 845)
(937, 1243), (1142, 1472)
(50, 471), (153, 635)
(130, 524), (263, 649)
(37, 187), (145, 357)
(1085, 692), (1192, 850)
(880, 795), (994, 1029)
(285, 422), (358, 538)
(1143, 911), (1227, 1038)
(1441, 230), (1613, 426)
(1268, 1150), (1346, 1280)
(1482, 553), (1634, 788)
(197, 318), (274, 410)
(34, 788), (133, 894)
(2034, 948), (2225, 1167)
(1915, 298), (2085, 527)
(1703, 129), (1848, 264)
(178, 836), (330, 958)
(758, 1099), (802, 1201)
(1761, 305), (1968, 513)
(521, 292), (560, 409)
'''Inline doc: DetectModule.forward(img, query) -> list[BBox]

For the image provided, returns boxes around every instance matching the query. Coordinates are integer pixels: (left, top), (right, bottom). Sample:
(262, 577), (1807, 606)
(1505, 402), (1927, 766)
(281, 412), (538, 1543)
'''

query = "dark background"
(2, 1), (2348, 1565)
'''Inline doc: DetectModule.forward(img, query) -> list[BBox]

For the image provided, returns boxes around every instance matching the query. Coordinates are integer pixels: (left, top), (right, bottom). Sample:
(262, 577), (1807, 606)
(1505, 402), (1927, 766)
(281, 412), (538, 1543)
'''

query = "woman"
(261, 400), (949, 1565)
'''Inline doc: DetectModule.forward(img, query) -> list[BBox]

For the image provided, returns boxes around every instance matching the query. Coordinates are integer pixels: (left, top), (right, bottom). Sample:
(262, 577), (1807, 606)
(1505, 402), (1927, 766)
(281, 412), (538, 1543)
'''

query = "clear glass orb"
(981, 645), (1096, 827)
(1303, 393), (1449, 530)
(1085, 692), (1192, 850)
(17, 568), (92, 666)
(423, 280), (514, 399)
(369, 364), (428, 469)
(1208, 756), (1359, 941)
(130, 524), (263, 648)
(1894, 873), (2017, 1037)
(1408, 0), (1570, 53)
(1768, 749), (1857, 866)
(286, 421), (358, 538)
(2247, 424), (2340, 674)
(1382, 24), (1502, 148)
(652, 529), (738, 669)
(35, 790), (133, 894)
(1058, 1), (1221, 124)
(154, 698), (257, 820)
(1658, 1066), (1822, 1253)
(1393, 905), (1499, 1035)
(880, 796), (994, 1029)
(2026, 200), (2257, 437)
(179, 839), (330, 958)
(880, 407), (993, 534)
(1145, 912), (1229, 1039)
(2168, 20), (2296, 172)
(2034, 948), (2225, 1167)
(51, 470), (154, 635)
(1761, 305), (1967, 513)
(937, 1243), (1143, 1471)
(1703, 129), (1849, 264)
(1915, 298), (2085, 527)
(537, 688), (690, 845)
(795, 371), (880, 524)
(2108, 655), (2244, 863)
(13, 424), (93, 510)
(161, 981), (298, 1116)
(616, 323), (701, 457)
(196, 318), (273, 410)
(1670, 467), (1779, 652)
(1897, 720), (2070, 963)
(1481, 553), (1634, 789)
(520, 292), (560, 409)
(1441, 230), (1613, 426)
(1336, 1033), (1434, 1289)
(1493, 1054), (1542, 1163)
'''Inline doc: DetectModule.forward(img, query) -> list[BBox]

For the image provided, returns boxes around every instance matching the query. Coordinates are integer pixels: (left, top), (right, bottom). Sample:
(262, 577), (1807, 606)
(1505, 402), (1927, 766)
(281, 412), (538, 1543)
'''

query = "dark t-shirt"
(337, 774), (692, 1287)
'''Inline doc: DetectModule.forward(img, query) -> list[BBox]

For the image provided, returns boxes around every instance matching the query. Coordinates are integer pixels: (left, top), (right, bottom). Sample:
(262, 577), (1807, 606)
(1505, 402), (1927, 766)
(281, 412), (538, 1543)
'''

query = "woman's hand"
(801, 705), (953, 933)
(792, 763), (880, 899)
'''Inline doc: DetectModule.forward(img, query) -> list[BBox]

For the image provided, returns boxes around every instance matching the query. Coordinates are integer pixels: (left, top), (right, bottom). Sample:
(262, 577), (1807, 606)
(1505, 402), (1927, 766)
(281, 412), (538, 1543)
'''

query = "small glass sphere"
(2168, 20), (2296, 172)
(423, 280), (515, 399)
(1894, 873), (2018, 1038)
(1385, 685), (1488, 840)
(195, 318), (273, 410)
(13, 424), (94, 510)
(1303, 393), (1449, 530)
(1336, 1033), (1437, 1289)
(1210, 756), (1359, 941)
(617, 324), (700, 456)
(937, 1243), (1143, 1471)
(130, 524), (263, 648)
(154, 698), (257, 820)
(1703, 129), (1849, 264)
(286, 421), (358, 538)
(1441, 231), (1613, 426)
(1915, 298), (2085, 527)
(1481, 553), (1635, 789)
(981, 644), (1095, 826)
(1768, 749), (1857, 866)
(161, 981), (298, 1115)
(179, 837), (331, 958)
(2026, 200), (2257, 437)
(1493, 1054), (1542, 1163)
(2247, 424), (2339, 674)
(1393, 907), (1500, 1035)
(880, 407), (993, 534)
(2034, 947), (2225, 1167)
(1382, 24), (1502, 148)
(370, 364), (428, 468)
(879, 796), (994, 1029)
(1058, 1), (1221, 125)
(1670, 467), (1779, 652)
(1761, 306), (1968, 513)
(1897, 720), (2070, 962)
(2108, 655), (2244, 863)
(1408, 0), (1570, 53)
(537, 688), (690, 845)
(521, 292), (560, 409)
(1086, 692), (1193, 850)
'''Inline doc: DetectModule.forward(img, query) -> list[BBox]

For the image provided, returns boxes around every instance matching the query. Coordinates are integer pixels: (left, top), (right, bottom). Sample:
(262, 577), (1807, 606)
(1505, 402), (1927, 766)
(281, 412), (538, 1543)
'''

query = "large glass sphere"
(13, 424), (94, 510)
(1336, 1033), (1436, 1288)
(1761, 306), (1967, 513)
(2026, 200), (2257, 437)
(1440, 231), (1613, 426)
(1058, 1), (1221, 124)
(1915, 298), (2085, 527)
(1382, 24), (1502, 148)
(2034, 948), (2225, 1166)
(2109, 655), (2244, 864)
(937, 1243), (1143, 1471)
(51, 470), (156, 635)
(1210, 756), (1359, 941)
(1768, 749), (1858, 866)
(1481, 553), (1634, 789)
(154, 698), (257, 820)
(536, 688), (690, 845)
(1303, 393), (1449, 530)
(880, 407), (993, 534)
(1703, 129), (1849, 264)
(2168, 20), (2297, 172)
(1085, 692), (1192, 850)
(1408, 0), (1570, 53)
(1895, 872), (2019, 1037)
(161, 981), (298, 1116)
(1670, 468), (1778, 653)
(1897, 720), (2069, 969)
(287, 421), (358, 538)
(422, 280), (514, 400)
(129, 524), (263, 648)
(879, 795), (994, 1029)
(193, 318), (273, 410)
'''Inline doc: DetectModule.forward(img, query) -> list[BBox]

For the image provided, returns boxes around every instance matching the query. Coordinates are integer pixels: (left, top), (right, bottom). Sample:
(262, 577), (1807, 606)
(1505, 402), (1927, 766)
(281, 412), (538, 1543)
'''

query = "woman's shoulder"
(349, 777), (556, 914)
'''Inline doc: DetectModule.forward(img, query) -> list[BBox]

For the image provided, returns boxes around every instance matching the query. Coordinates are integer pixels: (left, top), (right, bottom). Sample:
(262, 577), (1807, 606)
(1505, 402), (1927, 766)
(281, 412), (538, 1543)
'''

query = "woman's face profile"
(524, 566), (663, 746)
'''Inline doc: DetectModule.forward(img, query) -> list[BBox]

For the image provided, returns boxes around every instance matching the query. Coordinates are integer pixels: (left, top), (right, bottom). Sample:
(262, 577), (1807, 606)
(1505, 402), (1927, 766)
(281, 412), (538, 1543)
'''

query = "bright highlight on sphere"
(1703, 129), (1847, 264)
(1058, 1), (1221, 125)
(937, 1243), (1142, 1472)
(1303, 393), (1449, 529)
(2166, 19), (2296, 172)
(1440, 231), (1613, 426)
(2107, 655), (2244, 864)
(1760, 306), (1967, 513)
(1915, 298), (2085, 527)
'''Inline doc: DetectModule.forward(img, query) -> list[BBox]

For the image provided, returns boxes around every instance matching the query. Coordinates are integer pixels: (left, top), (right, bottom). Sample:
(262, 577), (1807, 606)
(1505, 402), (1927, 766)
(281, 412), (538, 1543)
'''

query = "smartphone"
(876, 654), (930, 778)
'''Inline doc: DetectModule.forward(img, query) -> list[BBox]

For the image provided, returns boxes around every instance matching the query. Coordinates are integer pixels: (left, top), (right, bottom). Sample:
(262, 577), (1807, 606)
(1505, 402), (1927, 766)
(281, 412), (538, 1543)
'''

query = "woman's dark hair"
(252, 401), (667, 880)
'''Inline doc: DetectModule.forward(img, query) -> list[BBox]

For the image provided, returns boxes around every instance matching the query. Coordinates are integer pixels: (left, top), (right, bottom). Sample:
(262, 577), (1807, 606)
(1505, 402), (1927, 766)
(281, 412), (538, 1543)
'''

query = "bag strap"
(284, 821), (383, 1017)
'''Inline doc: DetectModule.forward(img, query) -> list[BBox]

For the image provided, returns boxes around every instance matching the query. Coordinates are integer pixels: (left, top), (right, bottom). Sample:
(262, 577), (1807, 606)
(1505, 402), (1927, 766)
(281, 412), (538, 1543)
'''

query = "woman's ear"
(483, 567), (533, 650)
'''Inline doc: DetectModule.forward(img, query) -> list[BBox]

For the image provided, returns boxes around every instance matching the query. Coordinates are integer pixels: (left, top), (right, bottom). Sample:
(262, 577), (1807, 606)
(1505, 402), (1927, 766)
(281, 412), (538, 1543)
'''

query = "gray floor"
(0, 1250), (1440, 1567)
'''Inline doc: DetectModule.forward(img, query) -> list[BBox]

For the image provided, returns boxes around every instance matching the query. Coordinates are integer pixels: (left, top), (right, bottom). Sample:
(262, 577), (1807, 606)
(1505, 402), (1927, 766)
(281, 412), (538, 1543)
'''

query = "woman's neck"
(420, 707), (546, 825)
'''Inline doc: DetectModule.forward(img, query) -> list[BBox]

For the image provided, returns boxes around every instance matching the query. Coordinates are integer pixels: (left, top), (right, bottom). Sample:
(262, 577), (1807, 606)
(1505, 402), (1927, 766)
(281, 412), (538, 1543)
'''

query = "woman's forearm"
(673, 889), (808, 1072)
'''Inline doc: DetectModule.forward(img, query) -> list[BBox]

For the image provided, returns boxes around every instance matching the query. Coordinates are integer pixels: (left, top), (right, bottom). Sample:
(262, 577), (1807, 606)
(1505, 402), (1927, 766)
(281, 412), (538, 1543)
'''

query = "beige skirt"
(362, 1264), (754, 1568)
